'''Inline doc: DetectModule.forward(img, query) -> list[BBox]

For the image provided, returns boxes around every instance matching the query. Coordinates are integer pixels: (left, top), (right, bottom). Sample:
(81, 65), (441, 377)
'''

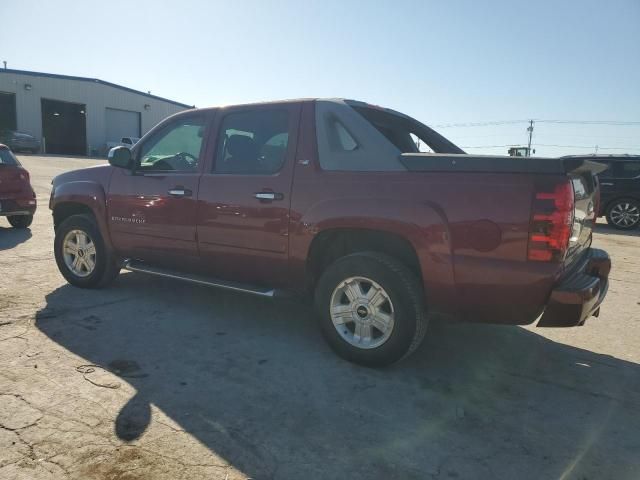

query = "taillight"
(528, 179), (575, 262)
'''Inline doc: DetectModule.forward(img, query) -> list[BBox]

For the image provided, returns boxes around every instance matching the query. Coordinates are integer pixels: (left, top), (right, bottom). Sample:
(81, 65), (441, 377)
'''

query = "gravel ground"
(1, 155), (639, 480)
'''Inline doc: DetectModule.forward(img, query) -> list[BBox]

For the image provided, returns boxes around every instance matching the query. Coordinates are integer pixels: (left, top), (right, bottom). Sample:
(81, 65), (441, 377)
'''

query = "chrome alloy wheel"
(610, 202), (640, 228)
(330, 276), (395, 349)
(62, 229), (97, 278)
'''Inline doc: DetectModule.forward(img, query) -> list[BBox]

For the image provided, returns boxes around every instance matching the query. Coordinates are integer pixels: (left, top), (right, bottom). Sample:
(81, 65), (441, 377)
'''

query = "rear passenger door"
(196, 103), (301, 287)
(600, 161), (640, 209)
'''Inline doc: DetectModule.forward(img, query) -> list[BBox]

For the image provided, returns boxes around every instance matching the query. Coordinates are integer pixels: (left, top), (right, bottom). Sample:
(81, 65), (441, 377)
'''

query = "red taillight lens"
(528, 179), (574, 262)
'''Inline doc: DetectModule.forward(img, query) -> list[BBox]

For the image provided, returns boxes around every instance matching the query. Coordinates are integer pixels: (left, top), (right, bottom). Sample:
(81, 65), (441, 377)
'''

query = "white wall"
(0, 71), (190, 154)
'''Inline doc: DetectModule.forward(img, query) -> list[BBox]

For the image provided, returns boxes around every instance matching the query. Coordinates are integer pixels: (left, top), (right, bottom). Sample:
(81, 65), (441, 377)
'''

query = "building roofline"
(0, 68), (194, 109)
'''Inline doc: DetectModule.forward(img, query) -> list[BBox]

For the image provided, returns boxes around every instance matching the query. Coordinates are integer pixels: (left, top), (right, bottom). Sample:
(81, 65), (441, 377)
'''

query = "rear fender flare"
(294, 197), (456, 310)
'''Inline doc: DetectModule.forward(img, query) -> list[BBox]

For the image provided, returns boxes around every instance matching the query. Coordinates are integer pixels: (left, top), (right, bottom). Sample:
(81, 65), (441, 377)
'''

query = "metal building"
(0, 69), (192, 156)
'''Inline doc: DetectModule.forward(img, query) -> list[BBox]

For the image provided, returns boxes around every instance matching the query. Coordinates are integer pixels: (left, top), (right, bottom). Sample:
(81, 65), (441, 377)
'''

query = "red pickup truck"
(49, 99), (610, 366)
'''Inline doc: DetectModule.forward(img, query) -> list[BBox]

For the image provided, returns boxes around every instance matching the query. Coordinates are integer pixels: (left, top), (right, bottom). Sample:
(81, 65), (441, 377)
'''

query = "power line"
(534, 143), (640, 150)
(536, 119), (640, 126)
(435, 119), (640, 128)
(433, 120), (528, 128)
(461, 143), (640, 150)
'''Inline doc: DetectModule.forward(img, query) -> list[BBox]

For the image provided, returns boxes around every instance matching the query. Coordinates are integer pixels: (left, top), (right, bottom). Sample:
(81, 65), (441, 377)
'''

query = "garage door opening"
(105, 108), (141, 150)
(0, 92), (17, 132)
(41, 99), (87, 155)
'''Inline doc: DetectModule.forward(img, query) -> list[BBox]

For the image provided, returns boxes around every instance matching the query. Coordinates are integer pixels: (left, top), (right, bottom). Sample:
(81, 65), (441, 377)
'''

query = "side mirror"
(108, 146), (132, 169)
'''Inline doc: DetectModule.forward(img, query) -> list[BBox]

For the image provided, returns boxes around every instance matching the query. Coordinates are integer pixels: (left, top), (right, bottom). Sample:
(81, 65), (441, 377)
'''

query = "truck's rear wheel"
(54, 214), (120, 288)
(314, 252), (427, 367)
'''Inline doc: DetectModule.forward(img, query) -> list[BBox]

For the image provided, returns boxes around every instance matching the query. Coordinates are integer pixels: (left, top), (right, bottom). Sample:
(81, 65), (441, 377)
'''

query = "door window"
(214, 109), (290, 174)
(138, 117), (205, 172)
(614, 161), (640, 179)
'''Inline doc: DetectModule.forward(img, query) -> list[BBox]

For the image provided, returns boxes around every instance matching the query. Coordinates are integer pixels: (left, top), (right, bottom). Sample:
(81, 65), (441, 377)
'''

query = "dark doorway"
(41, 98), (87, 155)
(0, 92), (17, 132)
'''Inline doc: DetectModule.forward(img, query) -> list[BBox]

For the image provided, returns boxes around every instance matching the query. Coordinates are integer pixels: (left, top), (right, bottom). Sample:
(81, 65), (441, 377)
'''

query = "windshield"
(0, 147), (19, 165)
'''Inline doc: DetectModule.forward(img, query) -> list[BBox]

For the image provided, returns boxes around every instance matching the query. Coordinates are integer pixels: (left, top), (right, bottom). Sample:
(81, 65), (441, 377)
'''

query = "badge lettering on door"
(111, 216), (146, 224)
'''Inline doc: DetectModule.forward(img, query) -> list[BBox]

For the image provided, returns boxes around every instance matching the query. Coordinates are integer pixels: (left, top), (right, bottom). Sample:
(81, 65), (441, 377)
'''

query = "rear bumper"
(537, 248), (610, 327)
(0, 197), (37, 216)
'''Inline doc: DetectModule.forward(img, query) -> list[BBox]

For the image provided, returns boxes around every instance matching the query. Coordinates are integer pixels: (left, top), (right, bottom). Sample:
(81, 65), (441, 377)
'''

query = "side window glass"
(410, 133), (434, 153)
(597, 162), (612, 178)
(139, 118), (205, 172)
(618, 161), (640, 179)
(327, 118), (358, 152)
(214, 109), (289, 174)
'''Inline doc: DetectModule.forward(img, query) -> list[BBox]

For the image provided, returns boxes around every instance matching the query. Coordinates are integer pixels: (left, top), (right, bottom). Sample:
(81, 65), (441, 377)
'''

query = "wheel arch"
(51, 181), (113, 251)
(306, 228), (422, 287)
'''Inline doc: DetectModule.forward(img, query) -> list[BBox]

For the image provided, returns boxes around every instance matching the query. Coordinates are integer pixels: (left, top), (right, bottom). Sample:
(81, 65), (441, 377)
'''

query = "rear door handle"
(600, 182), (614, 186)
(254, 191), (284, 201)
(168, 187), (193, 197)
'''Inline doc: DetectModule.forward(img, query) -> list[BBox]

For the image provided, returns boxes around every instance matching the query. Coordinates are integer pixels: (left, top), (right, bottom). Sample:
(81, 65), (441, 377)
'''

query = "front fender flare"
(50, 181), (113, 252)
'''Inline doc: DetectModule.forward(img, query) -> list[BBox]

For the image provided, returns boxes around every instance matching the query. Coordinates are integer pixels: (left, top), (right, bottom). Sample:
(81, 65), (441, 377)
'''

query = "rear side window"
(597, 162), (612, 178)
(328, 119), (358, 152)
(615, 161), (640, 179)
(0, 148), (19, 166)
(351, 105), (463, 154)
(214, 109), (290, 175)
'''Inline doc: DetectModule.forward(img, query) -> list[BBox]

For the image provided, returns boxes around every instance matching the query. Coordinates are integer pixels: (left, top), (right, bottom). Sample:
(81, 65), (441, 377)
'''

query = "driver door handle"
(254, 191), (284, 201)
(168, 187), (192, 197)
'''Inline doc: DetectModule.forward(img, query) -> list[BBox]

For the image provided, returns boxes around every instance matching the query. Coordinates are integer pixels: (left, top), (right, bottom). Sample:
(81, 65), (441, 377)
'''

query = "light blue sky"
(2, 0), (639, 157)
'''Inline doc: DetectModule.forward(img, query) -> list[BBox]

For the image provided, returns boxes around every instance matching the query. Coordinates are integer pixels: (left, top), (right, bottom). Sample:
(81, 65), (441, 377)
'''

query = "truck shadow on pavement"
(0, 225), (32, 250)
(36, 272), (639, 480)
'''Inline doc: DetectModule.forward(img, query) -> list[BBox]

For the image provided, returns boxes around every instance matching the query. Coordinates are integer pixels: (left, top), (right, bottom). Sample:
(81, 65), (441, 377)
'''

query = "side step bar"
(123, 259), (276, 298)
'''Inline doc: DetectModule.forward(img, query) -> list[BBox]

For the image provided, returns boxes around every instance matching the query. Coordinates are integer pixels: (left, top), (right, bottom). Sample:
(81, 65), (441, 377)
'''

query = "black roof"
(0, 68), (193, 108)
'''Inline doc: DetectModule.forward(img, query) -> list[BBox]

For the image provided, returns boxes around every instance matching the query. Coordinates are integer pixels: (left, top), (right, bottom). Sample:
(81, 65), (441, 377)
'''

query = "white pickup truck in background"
(105, 137), (140, 155)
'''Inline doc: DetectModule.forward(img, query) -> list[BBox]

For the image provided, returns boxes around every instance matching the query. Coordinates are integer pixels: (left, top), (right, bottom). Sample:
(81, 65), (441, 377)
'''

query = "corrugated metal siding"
(0, 72), (189, 154)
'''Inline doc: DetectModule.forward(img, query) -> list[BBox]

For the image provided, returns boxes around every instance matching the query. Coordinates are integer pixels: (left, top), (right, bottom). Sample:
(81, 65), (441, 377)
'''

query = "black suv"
(566, 155), (640, 230)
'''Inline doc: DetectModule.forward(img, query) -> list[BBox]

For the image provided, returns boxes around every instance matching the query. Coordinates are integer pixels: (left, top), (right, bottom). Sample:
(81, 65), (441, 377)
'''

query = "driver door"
(107, 112), (210, 270)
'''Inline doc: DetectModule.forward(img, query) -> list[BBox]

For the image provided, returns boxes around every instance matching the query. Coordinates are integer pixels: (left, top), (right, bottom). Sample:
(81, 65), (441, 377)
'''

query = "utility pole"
(526, 120), (534, 157)
(595, 145), (599, 154)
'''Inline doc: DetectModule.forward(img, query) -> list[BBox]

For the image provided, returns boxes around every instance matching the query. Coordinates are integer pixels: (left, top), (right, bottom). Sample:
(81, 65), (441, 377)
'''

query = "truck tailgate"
(564, 160), (608, 267)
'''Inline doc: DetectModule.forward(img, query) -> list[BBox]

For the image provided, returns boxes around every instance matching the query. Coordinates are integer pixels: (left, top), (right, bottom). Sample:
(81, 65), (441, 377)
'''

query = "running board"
(123, 259), (276, 297)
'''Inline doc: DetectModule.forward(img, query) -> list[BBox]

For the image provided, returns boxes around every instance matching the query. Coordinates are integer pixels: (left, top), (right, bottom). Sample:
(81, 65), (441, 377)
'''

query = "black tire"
(606, 198), (640, 230)
(54, 214), (120, 288)
(7, 214), (33, 229)
(314, 252), (427, 367)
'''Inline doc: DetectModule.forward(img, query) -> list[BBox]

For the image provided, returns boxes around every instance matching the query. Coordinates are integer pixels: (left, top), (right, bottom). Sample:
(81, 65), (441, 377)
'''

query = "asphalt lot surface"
(1, 155), (639, 480)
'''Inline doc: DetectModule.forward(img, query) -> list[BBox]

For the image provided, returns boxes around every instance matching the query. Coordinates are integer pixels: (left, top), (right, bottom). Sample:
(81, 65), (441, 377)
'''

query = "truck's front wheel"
(54, 214), (120, 288)
(314, 252), (428, 367)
